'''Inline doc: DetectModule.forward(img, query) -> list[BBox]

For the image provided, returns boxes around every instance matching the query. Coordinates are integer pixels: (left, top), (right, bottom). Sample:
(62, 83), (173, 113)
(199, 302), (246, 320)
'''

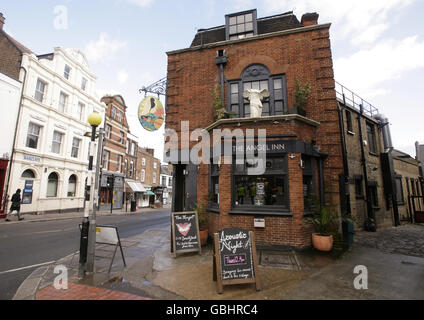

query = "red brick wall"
(0, 31), (22, 81)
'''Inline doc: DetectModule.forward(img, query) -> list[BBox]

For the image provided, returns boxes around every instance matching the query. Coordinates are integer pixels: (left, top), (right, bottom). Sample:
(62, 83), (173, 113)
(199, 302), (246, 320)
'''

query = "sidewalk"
(13, 224), (424, 300)
(0, 205), (168, 225)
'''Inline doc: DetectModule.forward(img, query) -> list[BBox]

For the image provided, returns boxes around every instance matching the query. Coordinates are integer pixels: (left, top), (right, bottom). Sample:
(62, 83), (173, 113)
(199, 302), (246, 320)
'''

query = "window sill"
(369, 152), (379, 157)
(229, 208), (293, 217)
(207, 207), (220, 214)
(347, 131), (355, 136)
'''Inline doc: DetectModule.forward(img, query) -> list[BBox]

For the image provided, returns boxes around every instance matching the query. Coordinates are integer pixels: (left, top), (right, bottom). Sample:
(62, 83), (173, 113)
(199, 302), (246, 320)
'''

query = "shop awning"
(126, 181), (147, 193)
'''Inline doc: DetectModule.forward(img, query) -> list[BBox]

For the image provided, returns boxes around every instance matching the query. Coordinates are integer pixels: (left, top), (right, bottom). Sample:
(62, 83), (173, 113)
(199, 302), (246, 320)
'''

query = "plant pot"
(312, 233), (333, 252)
(199, 229), (208, 246)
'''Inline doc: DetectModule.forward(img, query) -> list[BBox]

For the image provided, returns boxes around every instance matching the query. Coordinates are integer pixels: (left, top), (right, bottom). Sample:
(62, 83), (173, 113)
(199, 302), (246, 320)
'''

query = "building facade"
(0, 25), (106, 214)
(136, 147), (161, 207)
(165, 9), (422, 248)
(160, 164), (173, 206)
(0, 71), (22, 217)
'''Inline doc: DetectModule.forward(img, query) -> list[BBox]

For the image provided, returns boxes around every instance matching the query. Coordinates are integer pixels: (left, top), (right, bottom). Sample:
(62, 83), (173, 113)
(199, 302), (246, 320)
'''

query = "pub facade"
(165, 9), (422, 248)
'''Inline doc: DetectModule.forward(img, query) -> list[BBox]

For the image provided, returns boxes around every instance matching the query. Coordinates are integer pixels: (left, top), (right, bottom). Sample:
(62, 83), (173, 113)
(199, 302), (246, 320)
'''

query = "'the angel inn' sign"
(213, 228), (261, 293)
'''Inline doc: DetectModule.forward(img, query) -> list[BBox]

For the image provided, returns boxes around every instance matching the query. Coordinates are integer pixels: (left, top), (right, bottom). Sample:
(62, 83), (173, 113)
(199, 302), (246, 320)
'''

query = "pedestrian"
(5, 189), (23, 221)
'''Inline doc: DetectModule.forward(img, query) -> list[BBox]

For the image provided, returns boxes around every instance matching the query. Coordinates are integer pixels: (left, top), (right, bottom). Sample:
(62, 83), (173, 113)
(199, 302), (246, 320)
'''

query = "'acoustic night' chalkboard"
(171, 212), (201, 257)
(213, 228), (261, 293)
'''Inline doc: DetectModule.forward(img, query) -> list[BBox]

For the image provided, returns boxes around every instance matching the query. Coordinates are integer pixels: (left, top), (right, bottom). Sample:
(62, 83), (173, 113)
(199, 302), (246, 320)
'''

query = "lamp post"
(79, 112), (103, 278)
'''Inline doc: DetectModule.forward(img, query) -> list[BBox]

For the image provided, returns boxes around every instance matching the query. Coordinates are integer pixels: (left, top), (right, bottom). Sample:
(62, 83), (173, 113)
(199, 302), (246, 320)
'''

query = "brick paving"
(36, 282), (151, 300)
(354, 224), (424, 258)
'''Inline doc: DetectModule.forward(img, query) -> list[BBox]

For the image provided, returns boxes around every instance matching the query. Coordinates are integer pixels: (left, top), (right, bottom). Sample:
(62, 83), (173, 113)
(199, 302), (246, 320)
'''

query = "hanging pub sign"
(138, 96), (164, 132)
(213, 228), (261, 294)
(171, 212), (201, 257)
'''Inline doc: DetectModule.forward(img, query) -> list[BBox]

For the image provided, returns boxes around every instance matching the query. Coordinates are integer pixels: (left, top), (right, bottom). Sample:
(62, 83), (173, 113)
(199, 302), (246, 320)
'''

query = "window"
(154, 162), (157, 169)
(162, 176), (167, 186)
(346, 109), (353, 133)
(64, 65), (71, 80)
(26, 123), (41, 149)
(119, 131), (124, 144)
(21, 169), (35, 179)
(58, 92), (68, 113)
(112, 106), (117, 119)
(302, 156), (316, 213)
(368, 182), (379, 208)
(35, 79), (47, 103)
(126, 140), (130, 153)
(71, 137), (81, 158)
(117, 110), (123, 122)
(395, 176), (404, 204)
(366, 122), (377, 154)
(142, 158), (146, 166)
(228, 64), (286, 118)
(141, 169), (145, 182)
(47, 172), (58, 197)
(124, 159), (128, 175)
(226, 10), (256, 40)
(81, 77), (87, 91)
(153, 172), (157, 184)
(129, 161), (134, 177)
(210, 163), (220, 205)
(51, 131), (63, 154)
(354, 175), (363, 198)
(67, 175), (77, 197)
(102, 150), (110, 170)
(117, 155), (123, 173)
(232, 156), (289, 209)
(77, 102), (85, 121)
(168, 177), (172, 187)
(105, 124), (111, 139)
(131, 142), (136, 156)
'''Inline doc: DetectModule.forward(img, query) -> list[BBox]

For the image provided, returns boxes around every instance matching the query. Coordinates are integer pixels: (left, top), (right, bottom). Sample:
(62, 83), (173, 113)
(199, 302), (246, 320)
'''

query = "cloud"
(334, 35), (424, 97)
(85, 33), (127, 63)
(117, 69), (129, 85)
(263, 0), (415, 45)
(124, 0), (155, 7)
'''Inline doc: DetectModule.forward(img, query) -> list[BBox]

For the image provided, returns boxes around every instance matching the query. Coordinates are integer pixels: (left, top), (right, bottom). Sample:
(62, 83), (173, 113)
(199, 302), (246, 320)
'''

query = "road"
(0, 209), (171, 300)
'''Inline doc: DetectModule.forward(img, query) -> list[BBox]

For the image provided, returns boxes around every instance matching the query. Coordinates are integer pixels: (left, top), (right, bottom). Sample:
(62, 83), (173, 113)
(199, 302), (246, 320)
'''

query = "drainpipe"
(358, 104), (376, 231)
(215, 50), (228, 107)
(3, 66), (27, 212)
(337, 96), (351, 215)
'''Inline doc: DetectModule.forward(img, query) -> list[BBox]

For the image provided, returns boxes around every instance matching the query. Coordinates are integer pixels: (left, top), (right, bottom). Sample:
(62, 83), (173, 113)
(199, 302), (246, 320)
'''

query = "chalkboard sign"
(213, 228), (261, 293)
(171, 212), (201, 257)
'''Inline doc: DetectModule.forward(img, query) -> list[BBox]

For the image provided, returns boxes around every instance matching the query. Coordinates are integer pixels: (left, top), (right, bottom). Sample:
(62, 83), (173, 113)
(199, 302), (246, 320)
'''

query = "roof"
(190, 11), (302, 47)
(0, 29), (35, 55)
(392, 149), (420, 165)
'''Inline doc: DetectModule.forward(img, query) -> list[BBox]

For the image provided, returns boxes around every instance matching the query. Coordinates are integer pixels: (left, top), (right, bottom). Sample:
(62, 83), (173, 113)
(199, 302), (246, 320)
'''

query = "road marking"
(0, 261), (55, 275)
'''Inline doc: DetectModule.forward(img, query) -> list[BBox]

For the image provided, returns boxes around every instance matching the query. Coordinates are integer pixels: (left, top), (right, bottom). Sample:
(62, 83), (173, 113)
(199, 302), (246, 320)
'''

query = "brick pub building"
(165, 9), (423, 248)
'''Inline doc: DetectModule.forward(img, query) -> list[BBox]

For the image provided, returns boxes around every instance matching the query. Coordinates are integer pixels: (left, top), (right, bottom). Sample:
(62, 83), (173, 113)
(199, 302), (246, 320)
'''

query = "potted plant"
(194, 203), (209, 246)
(210, 85), (237, 121)
(308, 205), (339, 252)
(289, 78), (311, 116)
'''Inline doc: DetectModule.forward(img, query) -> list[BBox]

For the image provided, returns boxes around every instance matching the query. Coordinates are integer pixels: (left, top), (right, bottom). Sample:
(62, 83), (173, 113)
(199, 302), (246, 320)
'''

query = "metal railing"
(335, 81), (379, 117)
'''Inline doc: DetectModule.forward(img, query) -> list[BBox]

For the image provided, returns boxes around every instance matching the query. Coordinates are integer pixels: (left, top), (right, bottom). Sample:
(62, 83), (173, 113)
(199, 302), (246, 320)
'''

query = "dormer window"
(226, 10), (257, 40)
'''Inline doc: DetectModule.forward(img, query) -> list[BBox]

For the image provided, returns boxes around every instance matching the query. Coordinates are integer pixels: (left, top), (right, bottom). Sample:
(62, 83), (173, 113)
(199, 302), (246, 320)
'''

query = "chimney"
(301, 12), (319, 27)
(0, 13), (5, 30)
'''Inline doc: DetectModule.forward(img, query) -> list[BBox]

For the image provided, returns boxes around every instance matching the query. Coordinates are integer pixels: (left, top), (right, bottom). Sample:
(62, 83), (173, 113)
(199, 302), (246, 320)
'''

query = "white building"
(160, 165), (173, 206)
(7, 47), (106, 214)
(0, 71), (22, 215)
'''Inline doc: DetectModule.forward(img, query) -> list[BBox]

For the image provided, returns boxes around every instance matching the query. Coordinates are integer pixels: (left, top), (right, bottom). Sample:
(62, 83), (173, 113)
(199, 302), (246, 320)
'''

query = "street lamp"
(79, 112), (103, 278)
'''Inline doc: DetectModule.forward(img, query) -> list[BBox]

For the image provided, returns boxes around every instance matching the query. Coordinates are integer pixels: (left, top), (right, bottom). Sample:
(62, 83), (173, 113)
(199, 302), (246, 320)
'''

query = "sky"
(1, 0), (424, 162)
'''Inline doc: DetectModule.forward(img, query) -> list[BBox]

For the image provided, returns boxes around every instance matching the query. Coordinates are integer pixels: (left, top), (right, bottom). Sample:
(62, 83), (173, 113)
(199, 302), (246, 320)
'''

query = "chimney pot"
(0, 13), (5, 30)
(301, 12), (319, 26)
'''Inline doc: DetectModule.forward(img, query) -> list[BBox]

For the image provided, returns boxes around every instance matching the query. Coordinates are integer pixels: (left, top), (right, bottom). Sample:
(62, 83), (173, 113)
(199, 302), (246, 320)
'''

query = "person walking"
(5, 189), (23, 221)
